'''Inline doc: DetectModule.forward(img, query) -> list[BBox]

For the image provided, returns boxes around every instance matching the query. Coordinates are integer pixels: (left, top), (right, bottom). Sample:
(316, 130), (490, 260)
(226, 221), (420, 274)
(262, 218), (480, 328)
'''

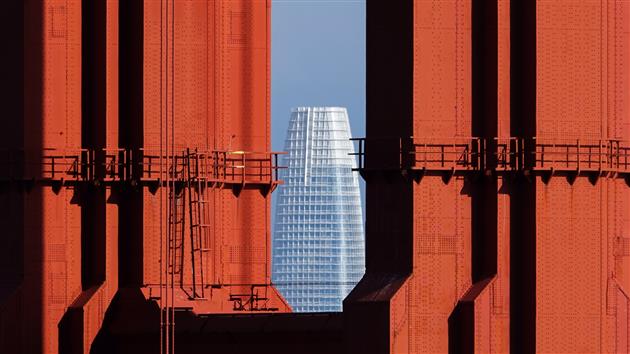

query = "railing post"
(451, 142), (455, 169)
(577, 139), (580, 171)
(214, 151), (219, 181)
(122, 149), (126, 180)
(600, 140), (603, 171)
(360, 139), (364, 170)
(626, 144), (629, 172)
(242, 153), (246, 183)
(516, 138), (538, 170)
(424, 142), (427, 168)
(478, 139), (482, 170)
(225, 152), (229, 181)
(131, 149), (135, 181)
(221, 152), (225, 181)
(615, 141), (620, 170)
(91, 149), (95, 181)
(270, 153), (274, 184)
(276, 153), (279, 182)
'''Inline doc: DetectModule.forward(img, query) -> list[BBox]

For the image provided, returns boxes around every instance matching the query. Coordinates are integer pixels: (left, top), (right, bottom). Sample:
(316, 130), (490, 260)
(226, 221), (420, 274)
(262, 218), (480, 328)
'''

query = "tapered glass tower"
(272, 107), (365, 312)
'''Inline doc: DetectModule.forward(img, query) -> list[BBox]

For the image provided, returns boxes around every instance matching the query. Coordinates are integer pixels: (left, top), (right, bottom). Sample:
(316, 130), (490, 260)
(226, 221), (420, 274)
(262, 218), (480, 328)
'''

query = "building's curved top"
(291, 106), (348, 113)
(273, 106), (365, 313)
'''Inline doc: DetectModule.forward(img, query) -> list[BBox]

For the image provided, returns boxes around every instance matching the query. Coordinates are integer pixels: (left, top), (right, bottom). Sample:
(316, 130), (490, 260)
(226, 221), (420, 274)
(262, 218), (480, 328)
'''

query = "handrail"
(350, 137), (630, 176)
(0, 147), (287, 188)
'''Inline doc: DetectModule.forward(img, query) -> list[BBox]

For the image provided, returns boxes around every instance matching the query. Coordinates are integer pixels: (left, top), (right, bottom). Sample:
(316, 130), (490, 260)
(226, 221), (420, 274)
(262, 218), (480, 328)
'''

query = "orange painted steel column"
(349, 1), (508, 353)
(0, 0), (26, 352)
(410, 1), (473, 352)
(39, 3), (83, 349)
(141, 0), (288, 313)
(104, 0), (120, 331)
(613, 0), (630, 341)
(452, 1), (510, 352)
(345, 1), (414, 353)
(58, 1), (120, 353)
(0, 2), (118, 353)
(0, 1), (30, 352)
(0, 1), (85, 353)
(38, 1), (83, 353)
(493, 0), (511, 351)
(353, 0), (630, 352)
(518, 0), (630, 351)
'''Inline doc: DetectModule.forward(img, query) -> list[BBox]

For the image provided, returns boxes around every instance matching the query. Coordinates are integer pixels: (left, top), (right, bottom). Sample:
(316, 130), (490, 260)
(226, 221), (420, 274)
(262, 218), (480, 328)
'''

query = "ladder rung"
(193, 248), (211, 252)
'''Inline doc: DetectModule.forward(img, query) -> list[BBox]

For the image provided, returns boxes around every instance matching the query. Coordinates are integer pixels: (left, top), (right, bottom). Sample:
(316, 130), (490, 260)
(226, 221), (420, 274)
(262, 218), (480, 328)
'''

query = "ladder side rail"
(186, 148), (198, 298)
(195, 150), (206, 298)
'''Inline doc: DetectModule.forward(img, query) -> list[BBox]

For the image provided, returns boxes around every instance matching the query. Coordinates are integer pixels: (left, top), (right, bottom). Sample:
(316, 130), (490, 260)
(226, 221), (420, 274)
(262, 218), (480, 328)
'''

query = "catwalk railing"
(351, 137), (630, 182)
(0, 148), (286, 191)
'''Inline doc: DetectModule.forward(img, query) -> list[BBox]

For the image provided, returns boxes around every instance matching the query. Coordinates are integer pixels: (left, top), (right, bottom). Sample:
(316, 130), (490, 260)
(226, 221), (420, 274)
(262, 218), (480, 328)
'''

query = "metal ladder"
(167, 155), (186, 284)
(187, 149), (209, 299)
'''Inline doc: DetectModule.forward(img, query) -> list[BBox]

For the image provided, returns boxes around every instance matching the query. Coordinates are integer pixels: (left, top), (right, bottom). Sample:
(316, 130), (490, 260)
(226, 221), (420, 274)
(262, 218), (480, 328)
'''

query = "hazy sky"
(271, 0), (366, 224)
(271, 0), (366, 151)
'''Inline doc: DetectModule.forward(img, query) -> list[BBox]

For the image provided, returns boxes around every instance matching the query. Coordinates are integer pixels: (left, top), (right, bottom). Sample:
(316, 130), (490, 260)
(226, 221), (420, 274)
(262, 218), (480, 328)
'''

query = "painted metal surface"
(408, 2), (472, 351)
(0, 1), (285, 353)
(346, 0), (630, 353)
(533, 1), (630, 352)
(140, 0), (288, 316)
(0, 1), (82, 353)
(0, 1), (120, 353)
(4, 0), (630, 353)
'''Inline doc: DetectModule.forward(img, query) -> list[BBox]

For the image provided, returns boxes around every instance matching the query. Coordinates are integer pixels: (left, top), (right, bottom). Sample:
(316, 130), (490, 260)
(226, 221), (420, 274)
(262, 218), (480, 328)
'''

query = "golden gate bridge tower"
(1, 1), (630, 353)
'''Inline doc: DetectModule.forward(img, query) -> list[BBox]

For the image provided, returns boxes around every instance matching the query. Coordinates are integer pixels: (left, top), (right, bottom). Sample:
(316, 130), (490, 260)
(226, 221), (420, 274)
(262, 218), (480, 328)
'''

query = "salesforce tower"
(272, 107), (365, 312)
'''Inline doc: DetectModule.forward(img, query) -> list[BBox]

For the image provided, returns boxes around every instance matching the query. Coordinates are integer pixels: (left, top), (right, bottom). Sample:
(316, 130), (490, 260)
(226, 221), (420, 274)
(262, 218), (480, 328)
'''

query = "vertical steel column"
(510, 0), (537, 351)
(471, 0), (499, 286)
(449, 1), (500, 352)
(58, 1), (109, 353)
(81, 0), (107, 291)
(345, 1), (414, 353)
(119, 0), (144, 288)
(0, 1), (29, 352)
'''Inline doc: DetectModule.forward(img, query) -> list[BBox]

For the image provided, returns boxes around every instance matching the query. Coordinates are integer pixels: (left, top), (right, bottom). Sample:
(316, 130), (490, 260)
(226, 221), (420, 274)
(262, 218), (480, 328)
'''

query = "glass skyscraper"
(272, 107), (365, 312)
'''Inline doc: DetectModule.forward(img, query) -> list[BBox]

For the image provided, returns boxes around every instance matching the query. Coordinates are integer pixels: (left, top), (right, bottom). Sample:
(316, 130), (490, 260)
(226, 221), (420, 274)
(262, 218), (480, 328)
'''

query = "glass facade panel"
(273, 107), (365, 312)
